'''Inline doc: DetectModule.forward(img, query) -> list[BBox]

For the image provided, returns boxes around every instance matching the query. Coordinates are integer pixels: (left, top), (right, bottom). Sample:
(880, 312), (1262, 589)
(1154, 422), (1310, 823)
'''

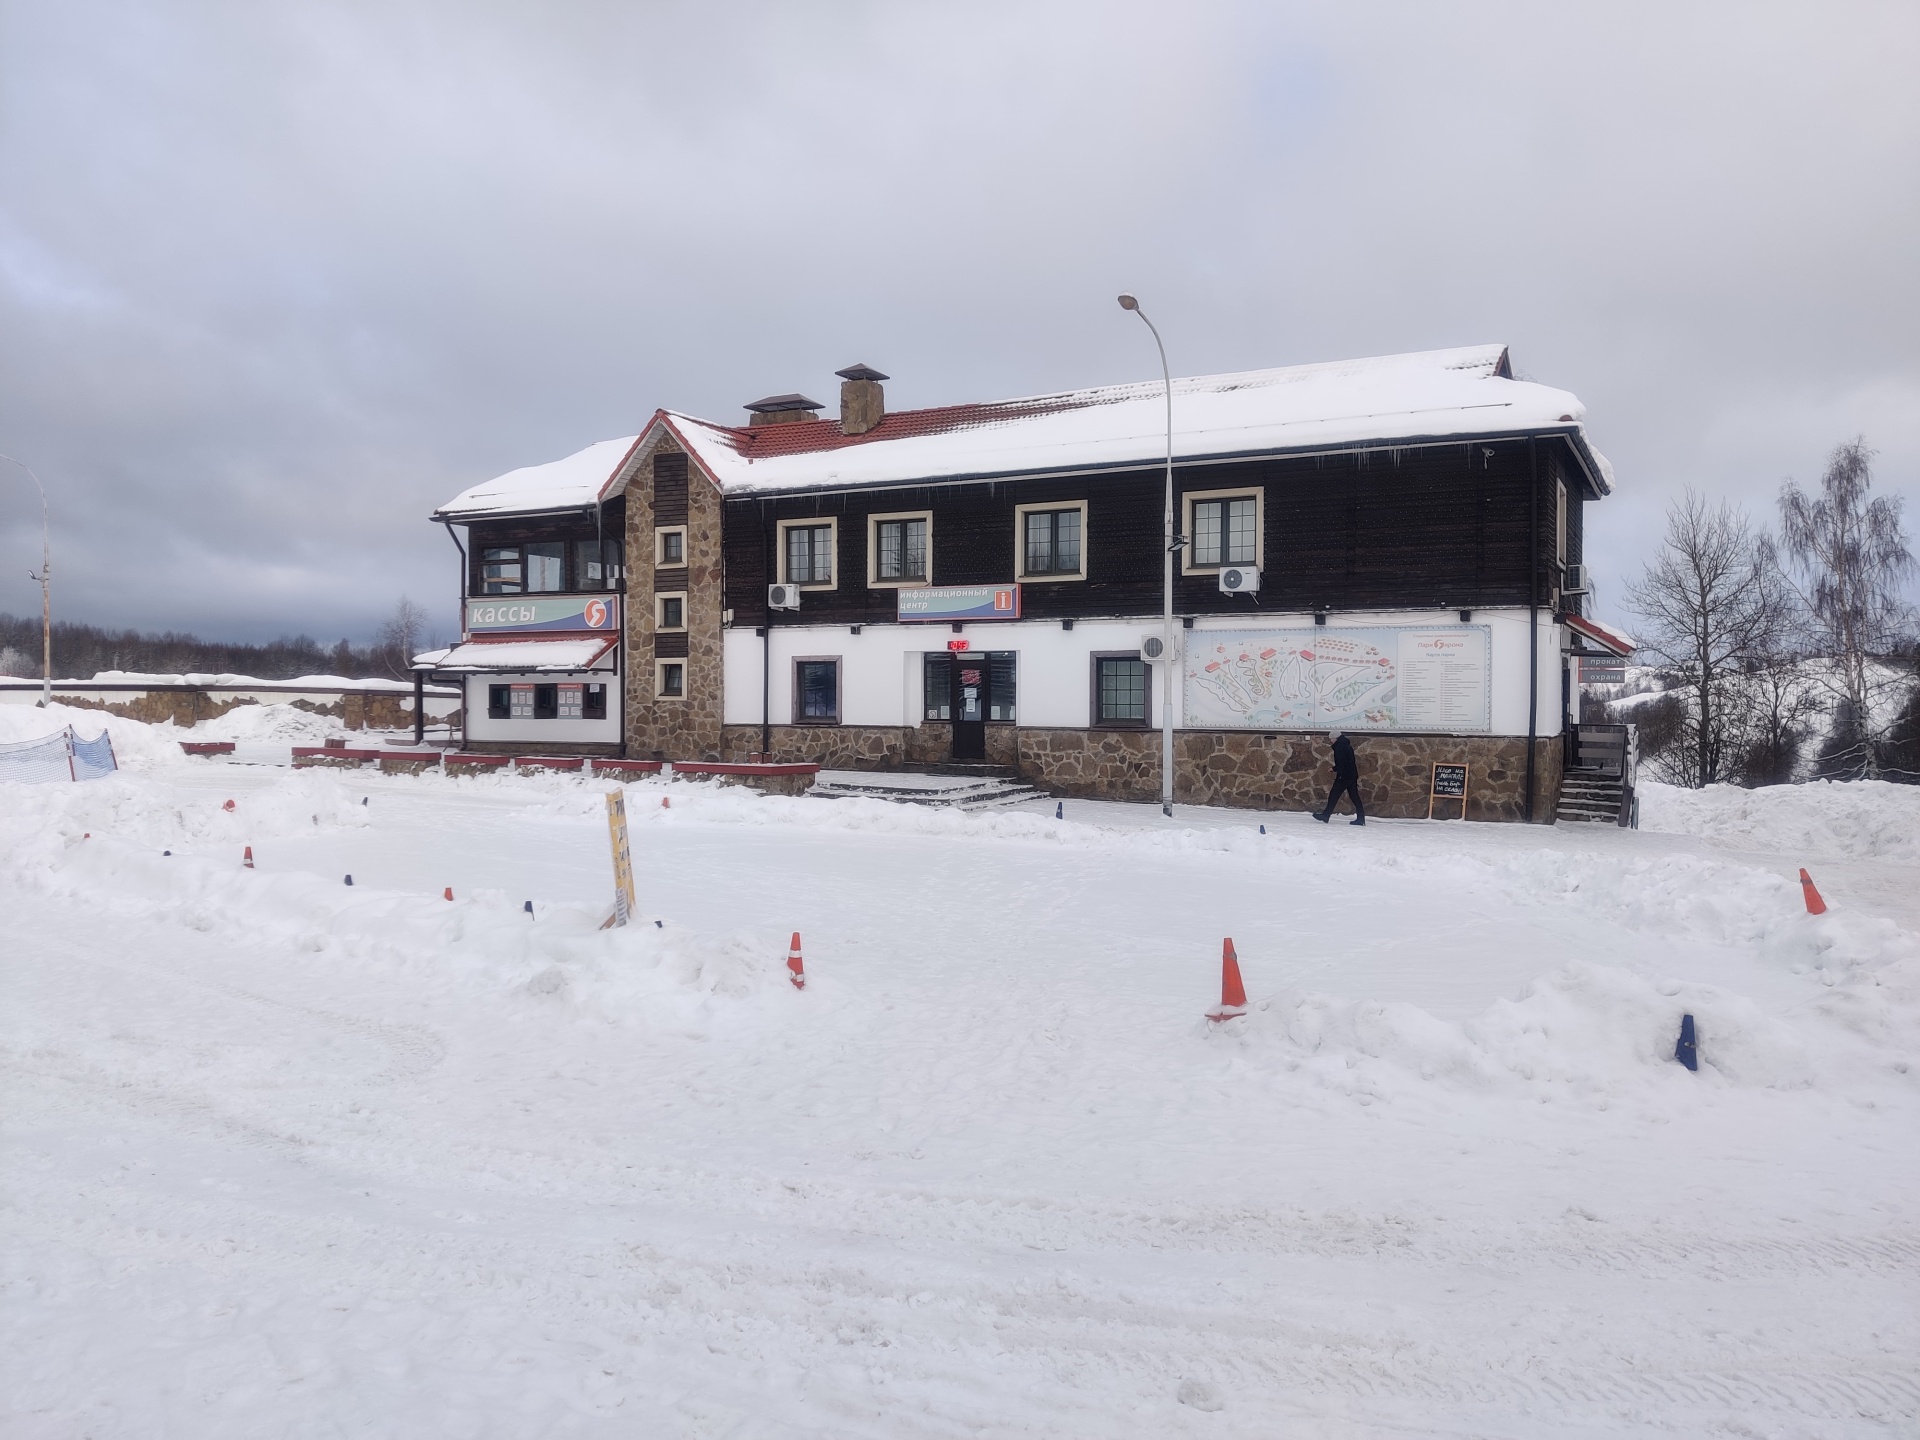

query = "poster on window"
(1182, 626), (1489, 732)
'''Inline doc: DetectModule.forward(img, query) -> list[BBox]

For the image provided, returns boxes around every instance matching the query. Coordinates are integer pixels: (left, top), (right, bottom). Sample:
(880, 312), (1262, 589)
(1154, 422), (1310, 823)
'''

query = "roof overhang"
(1567, 614), (1636, 656)
(427, 636), (619, 673)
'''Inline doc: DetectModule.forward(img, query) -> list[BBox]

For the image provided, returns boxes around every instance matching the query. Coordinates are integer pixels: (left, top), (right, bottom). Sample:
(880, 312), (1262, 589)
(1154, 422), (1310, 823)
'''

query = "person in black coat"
(1314, 729), (1366, 825)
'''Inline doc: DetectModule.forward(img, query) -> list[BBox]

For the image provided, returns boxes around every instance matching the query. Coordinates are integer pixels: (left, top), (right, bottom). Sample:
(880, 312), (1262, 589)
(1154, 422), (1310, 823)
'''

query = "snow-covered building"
(431, 346), (1627, 820)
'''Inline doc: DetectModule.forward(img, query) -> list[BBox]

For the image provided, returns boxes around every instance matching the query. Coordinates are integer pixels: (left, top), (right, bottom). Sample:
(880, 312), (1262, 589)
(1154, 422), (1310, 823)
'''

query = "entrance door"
(950, 655), (988, 760)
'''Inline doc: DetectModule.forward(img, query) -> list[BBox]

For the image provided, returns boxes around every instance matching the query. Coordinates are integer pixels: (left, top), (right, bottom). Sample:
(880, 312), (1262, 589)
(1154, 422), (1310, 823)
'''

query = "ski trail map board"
(1182, 626), (1491, 732)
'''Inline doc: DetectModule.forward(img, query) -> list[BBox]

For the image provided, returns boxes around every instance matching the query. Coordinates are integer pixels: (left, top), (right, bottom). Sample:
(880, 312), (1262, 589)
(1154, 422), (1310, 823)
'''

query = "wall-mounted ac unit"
(1563, 563), (1590, 595)
(1218, 566), (1260, 595)
(767, 584), (801, 610)
(1141, 632), (1179, 662)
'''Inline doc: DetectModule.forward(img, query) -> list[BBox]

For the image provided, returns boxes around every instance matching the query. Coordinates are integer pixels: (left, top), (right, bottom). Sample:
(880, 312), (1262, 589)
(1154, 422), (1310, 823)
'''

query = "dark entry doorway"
(950, 655), (988, 760)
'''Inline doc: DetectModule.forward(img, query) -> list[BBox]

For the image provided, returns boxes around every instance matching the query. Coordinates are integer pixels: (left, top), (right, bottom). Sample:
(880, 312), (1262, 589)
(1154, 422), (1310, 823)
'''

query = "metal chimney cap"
(834, 363), (889, 382)
(743, 393), (824, 413)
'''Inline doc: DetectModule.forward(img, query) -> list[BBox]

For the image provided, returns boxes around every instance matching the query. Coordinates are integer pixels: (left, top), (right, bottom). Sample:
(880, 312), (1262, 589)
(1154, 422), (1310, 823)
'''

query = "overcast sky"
(2, 2), (1915, 646)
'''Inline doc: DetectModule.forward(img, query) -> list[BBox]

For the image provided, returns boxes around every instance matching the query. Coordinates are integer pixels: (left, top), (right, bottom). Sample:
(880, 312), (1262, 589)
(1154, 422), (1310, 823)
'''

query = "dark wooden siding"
(723, 436), (1587, 623)
(652, 454), (689, 526)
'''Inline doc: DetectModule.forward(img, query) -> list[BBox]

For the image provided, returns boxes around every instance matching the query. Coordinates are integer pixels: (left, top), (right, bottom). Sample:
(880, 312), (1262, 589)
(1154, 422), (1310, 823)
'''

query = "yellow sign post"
(603, 790), (637, 927)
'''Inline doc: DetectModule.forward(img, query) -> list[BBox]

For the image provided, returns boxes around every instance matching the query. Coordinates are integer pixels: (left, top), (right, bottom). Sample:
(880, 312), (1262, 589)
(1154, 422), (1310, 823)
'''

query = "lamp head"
(1117, 293), (1139, 311)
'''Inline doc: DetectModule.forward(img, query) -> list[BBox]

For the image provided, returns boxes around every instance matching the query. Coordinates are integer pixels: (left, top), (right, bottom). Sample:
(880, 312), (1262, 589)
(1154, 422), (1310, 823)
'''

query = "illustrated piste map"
(1182, 627), (1489, 731)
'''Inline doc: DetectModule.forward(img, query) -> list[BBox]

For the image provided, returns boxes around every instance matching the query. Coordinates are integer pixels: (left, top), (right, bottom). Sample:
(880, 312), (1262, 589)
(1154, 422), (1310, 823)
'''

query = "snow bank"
(187, 700), (343, 745)
(0, 701), (185, 773)
(1641, 778), (1920, 862)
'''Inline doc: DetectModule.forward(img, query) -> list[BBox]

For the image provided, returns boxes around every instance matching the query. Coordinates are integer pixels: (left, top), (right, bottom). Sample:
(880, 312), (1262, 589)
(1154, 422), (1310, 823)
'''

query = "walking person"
(1313, 729), (1366, 825)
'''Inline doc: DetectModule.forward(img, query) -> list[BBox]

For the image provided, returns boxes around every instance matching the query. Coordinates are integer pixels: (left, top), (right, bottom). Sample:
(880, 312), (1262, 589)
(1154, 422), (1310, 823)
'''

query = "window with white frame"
(655, 660), (686, 700)
(1016, 502), (1086, 580)
(868, 512), (930, 586)
(1185, 489), (1261, 570)
(655, 592), (687, 632)
(778, 519), (837, 589)
(654, 526), (687, 568)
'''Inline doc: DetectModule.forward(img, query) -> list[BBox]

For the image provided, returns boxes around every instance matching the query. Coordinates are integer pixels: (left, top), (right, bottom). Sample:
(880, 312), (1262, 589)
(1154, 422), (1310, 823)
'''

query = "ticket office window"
(487, 680), (607, 720)
(573, 536), (624, 591)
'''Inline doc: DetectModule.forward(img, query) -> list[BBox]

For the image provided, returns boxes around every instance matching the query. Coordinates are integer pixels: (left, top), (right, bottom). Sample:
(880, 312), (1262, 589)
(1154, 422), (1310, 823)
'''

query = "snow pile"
(187, 701), (343, 745)
(1640, 778), (1920, 861)
(0, 700), (184, 773)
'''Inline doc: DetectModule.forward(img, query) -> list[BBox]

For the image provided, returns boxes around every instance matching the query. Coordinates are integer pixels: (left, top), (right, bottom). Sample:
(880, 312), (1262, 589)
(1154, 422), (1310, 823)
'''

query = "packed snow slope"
(3, 737), (1917, 1436)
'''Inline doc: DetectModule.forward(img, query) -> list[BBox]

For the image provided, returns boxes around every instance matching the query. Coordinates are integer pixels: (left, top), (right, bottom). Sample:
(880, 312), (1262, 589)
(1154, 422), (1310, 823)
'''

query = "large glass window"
(1190, 496), (1258, 567)
(795, 659), (839, 723)
(1095, 656), (1147, 726)
(988, 651), (1017, 722)
(572, 537), (621, 591)
(874, 517), (928, 582)
(1023, 509), (1081, 576)
(525, 542), (566, 593)
(533, 683), (559, 718)
(481, 547), (522, 594)
(583, 683), (607, 718)
(785, 524), (834, 586)
(923, 652), (1016, 721)
(487, 684), (511, 718)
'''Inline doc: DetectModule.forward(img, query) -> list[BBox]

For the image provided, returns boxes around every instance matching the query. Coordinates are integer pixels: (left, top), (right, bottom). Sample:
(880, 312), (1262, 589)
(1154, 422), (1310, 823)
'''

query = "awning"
(1566, 614), (1636, 657)
(428, 636), (619, 673)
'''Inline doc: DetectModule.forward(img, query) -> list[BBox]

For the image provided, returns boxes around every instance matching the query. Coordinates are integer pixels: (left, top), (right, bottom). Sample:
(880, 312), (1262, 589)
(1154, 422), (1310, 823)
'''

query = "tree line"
(1622, 439), (1918, 787)
(0, 597), (437, 684)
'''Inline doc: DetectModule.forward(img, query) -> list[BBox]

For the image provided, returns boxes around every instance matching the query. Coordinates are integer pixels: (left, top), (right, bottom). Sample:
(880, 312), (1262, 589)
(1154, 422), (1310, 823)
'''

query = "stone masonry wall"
(624, 438), (726, 761)
(718, 720), (1562, 821)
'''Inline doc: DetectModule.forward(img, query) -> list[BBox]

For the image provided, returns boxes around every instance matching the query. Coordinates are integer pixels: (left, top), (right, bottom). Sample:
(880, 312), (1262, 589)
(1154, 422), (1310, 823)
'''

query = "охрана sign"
(466, 595), (620, 635)
(896, 585), (1021, 622)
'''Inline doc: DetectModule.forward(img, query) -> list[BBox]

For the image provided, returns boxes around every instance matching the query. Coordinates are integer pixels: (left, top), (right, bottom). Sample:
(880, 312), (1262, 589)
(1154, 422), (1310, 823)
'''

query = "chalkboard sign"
(1428, 762), (1470, 819)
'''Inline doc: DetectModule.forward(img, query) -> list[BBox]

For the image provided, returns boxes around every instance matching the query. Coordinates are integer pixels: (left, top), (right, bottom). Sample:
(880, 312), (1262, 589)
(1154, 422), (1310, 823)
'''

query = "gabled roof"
(433, 344), (1613, 521)
(660, 345), (1611, 498)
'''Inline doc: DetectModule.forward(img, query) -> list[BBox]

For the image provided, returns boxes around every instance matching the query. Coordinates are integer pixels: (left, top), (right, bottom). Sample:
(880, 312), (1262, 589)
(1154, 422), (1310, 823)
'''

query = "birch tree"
(1774, 439), (1915, 778)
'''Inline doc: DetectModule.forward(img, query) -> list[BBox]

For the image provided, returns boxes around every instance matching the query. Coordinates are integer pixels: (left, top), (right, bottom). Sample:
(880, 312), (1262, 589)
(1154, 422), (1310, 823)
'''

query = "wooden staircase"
(1557, 723), (1637, 826)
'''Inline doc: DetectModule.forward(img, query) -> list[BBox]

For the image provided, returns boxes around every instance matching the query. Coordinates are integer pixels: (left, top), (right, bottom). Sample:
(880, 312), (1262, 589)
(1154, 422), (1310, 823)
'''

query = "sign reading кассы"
(466, 596), (620, 635)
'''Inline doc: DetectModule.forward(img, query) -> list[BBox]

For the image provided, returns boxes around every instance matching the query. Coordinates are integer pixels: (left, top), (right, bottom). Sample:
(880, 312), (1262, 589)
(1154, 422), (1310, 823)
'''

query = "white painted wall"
(721, 608), (1565, 737)
(462, 671), (622, 746)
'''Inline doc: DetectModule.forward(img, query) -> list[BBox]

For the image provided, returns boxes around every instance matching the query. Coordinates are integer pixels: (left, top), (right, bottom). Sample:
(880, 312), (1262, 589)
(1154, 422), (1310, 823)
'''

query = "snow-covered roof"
(427, 637), (618, 673)
(432, 345), (1611, 521)
(1567, 615), (1637, 656)
(434, 436), (640, 521)
(660, 345), (1613, 497)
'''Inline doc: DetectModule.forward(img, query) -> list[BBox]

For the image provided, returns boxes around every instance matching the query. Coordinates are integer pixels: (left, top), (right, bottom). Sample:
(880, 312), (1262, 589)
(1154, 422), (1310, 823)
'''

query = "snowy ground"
(4, 707), (1918, 1437)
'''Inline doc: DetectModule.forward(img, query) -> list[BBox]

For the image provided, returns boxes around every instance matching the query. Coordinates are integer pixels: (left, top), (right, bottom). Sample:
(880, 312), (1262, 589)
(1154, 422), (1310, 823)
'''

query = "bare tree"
(373, 597), (434, 680)
(1774, 439), (1916, 778)
(1628, 491), (1791, 788)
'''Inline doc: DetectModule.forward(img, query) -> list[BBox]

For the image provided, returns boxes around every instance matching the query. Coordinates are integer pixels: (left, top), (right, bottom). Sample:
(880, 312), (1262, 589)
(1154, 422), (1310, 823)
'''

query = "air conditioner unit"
(1141, 632), (1180, 662)
(1218, 566), (1260, 595)
(1563, 563), (1590, 595)
(767, 584), (801, 611)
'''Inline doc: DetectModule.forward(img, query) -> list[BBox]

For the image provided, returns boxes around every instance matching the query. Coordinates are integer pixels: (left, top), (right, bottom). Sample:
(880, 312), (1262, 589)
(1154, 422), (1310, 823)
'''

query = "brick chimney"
(836, 363), (888, 436)
(744, 393), (824, 427)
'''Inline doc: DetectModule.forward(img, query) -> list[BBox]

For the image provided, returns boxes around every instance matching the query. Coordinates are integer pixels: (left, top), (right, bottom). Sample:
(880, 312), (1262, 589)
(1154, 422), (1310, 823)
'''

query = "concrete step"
(807, 769), (1042, 812)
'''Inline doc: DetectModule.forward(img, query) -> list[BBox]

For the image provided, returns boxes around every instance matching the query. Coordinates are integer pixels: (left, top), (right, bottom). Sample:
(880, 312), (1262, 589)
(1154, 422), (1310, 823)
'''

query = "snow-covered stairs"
(807, 767), (1042, 811)
(1558, 766), (1626, 824)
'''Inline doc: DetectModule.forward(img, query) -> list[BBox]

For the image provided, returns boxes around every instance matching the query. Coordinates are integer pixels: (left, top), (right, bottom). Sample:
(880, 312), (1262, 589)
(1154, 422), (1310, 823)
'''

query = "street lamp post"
(0, 453), (52, 707)
(1117, 294), (1177, 817)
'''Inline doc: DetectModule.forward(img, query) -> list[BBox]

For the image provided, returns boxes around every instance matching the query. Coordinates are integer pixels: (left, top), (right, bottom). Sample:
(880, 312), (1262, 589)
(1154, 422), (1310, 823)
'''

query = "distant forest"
(0, 613), (400, 681)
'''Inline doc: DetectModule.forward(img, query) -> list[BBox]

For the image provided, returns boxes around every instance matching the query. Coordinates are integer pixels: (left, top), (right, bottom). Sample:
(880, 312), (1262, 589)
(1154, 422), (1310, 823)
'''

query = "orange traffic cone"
(223, 799), (235, 812)
(1799, 868), (1828, 915)
(1207, 938), (1248, 1022)
(443, 886), (454, 901)
(242, 845), (254, 869)
(786, 932), (806, 990)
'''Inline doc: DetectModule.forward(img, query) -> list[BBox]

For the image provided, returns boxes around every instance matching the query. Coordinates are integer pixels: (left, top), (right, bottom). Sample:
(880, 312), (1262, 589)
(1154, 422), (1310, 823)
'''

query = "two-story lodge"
(426, 345), (1631, 821)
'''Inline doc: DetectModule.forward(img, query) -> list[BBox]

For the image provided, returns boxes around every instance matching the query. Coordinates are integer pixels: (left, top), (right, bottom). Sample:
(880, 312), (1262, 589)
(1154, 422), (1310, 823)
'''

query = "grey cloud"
(1, 1), (1914, 643)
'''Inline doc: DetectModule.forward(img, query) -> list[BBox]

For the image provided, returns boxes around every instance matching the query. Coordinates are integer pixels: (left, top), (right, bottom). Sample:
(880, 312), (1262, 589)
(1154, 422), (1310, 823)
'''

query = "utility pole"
(1117, 295), (1179, 816)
